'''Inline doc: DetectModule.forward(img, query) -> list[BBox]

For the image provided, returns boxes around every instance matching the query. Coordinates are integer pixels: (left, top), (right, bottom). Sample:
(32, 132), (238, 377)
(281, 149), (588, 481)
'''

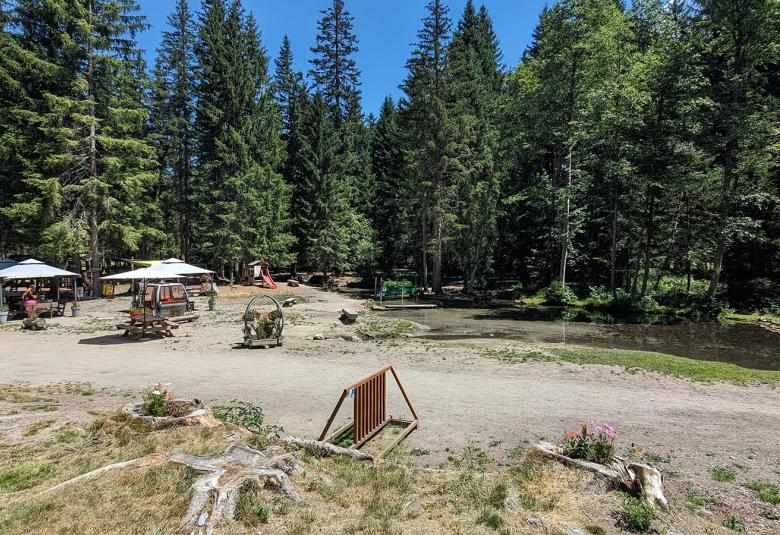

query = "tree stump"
(122, 399), (226, 430)
(533, 441), (668, 510)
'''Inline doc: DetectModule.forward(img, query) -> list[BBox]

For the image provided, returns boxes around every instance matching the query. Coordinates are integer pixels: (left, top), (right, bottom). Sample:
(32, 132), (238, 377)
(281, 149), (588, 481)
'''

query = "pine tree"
(371, 97), (407, 271)
(151, 0), (196, 260)
(5, 0), (156, 287)
(274, 34), (304, 136)
(446, 0), (502, 293)
(399, 0), (454, 293)
(194, 0), (293, 277)
(309, 0), (361, 126)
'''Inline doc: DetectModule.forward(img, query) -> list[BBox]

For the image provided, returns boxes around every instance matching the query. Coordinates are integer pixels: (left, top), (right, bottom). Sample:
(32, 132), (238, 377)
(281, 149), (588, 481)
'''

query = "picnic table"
(24, 301), (65, 318)
(115, 316), (179, 337)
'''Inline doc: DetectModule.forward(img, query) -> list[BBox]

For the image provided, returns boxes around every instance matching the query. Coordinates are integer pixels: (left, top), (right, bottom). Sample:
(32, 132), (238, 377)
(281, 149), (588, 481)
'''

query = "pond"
(376, 302), (780, 371)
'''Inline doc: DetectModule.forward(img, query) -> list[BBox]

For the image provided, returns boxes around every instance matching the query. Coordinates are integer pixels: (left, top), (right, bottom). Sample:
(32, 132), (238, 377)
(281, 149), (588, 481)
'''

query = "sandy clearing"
(1, 284), (779, 494)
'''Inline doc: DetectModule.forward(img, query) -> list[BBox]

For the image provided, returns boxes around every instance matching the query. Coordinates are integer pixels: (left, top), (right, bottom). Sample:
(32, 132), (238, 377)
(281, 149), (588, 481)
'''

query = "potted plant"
(71, 301), (81, 317)
(208, 294), (216, 311)
(129, 305), (144, 319)
(0, 304), (8, 324)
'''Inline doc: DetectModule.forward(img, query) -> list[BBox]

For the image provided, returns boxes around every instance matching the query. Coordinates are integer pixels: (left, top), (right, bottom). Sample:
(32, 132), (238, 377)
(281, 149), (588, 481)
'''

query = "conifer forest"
(1, 0), (778, 314)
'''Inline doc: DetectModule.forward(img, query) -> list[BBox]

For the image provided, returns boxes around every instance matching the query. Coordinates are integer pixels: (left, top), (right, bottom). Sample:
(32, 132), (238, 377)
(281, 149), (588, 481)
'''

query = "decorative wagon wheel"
(243, 295), (284, 344)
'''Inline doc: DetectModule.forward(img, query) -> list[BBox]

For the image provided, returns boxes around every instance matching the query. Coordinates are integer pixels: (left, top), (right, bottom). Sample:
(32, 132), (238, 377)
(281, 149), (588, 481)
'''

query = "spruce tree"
(309, 0), (361, 126)
(371, 97), (407, 271)
(446, 1), (502, 293)
(151, 0), (196, 260)
(400, 0), (454, 293)
(194, 0), (293, 277)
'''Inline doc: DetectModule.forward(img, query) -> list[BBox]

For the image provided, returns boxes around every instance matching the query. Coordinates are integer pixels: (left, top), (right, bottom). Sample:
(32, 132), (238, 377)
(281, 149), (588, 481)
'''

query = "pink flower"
(597, 423), (616, 439)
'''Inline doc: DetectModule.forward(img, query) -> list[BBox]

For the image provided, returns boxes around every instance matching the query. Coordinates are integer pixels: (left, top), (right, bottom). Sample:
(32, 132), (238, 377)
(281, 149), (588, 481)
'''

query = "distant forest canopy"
(0, 0), (778, 312)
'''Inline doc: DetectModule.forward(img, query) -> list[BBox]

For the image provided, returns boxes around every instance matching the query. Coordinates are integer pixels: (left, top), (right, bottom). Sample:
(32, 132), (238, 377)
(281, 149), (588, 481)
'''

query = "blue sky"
(137, 0), (550, 115)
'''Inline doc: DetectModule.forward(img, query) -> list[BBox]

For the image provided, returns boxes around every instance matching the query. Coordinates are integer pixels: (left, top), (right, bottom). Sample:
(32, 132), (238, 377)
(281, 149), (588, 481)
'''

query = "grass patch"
(711, 466), (736, 482)
(234, 481), (270, 525)
(745, 481), (780, 504)
(23, 419), (55, 437)
(358, 317), (419, 338)
(0, 462), (55, 493)
(685, 488), (717, 510)
(722, 516), (746, 532)
(476, 510), (503, 529)
(550, 348), (780, 384)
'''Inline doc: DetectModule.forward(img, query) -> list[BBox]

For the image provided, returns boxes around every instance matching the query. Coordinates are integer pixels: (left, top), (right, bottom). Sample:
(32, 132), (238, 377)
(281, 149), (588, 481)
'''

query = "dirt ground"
(1, 283), (778, 532)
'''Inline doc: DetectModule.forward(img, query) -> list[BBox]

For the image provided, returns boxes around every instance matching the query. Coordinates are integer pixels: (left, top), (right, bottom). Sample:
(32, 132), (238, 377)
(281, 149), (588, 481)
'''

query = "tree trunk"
(640, 189), (655, 298)
(421, 217), (428, 293)
(559, 145), (572, 286)
(432, 220), (442, 294)
(610, 197), (618, 297)
(87, 6), (100, 299)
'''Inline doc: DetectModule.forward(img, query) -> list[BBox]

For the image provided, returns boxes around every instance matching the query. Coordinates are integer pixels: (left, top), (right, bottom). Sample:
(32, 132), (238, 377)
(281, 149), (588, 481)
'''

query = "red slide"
(261, 267), (277, 289)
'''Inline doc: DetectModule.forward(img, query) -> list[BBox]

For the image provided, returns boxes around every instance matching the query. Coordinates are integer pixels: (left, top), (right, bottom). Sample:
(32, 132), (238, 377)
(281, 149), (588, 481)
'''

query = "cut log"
(282, 436), (374, 461)
(287, 279), (299, 287)
(340, 308), (358, 323)
(282, 297), (297, 307)
(533, 441), (667, 510)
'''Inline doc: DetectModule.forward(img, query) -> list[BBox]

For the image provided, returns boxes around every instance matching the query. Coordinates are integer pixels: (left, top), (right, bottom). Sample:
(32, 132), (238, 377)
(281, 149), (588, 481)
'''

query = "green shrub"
(487, 482), (507, 509)
(476, 510), (503, 529)
(722, 516), (745, 532)
(543, 281), (577, 306)
(711, 466), (736, 482)
(617, 494), (654, 532)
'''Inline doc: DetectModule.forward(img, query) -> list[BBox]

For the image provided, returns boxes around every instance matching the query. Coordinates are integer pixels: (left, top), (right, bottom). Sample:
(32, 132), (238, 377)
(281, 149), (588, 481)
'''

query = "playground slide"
(261, 269), (277, 289)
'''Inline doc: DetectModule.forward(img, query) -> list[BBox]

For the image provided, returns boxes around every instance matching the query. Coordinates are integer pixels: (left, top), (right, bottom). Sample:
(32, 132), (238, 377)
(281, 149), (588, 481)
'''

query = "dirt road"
(1, 285), (778, 492)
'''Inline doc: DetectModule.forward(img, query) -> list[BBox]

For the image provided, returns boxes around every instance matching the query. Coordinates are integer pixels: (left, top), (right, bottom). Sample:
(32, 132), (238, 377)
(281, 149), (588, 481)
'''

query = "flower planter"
(71, 307), (81, 318)
(0, 311), (7, 324)
(208, 301), (216, 311)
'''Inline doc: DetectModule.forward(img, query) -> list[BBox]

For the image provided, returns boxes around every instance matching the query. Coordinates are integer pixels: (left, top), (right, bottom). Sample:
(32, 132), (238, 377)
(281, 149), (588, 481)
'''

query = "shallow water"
(377, 302), (780, 371)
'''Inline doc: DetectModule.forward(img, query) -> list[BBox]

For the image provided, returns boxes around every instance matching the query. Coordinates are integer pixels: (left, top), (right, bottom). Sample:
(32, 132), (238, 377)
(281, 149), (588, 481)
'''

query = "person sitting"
(22, 284), (37, 304)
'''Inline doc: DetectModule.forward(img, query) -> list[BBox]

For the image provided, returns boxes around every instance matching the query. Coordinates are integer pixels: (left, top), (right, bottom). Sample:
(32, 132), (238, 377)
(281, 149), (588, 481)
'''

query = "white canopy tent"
(103, 267), (184, 310)
(0, 259), (80, 308)
(156, 258), (215, 276)
(102, 267), (180, 280)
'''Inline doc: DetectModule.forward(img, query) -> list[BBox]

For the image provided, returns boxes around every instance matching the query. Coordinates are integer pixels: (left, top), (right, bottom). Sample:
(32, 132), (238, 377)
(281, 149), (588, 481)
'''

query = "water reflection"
(377, 302), (780, 371)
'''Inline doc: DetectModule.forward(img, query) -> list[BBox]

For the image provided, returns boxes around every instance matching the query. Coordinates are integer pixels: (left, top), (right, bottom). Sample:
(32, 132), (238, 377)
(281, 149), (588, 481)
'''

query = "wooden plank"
(325, 419), (354, 443)
(319, 389), (348, 441)
(390, 366), (418, 421)
(377, 420), (418, 460)
(353, 418), (392, 450)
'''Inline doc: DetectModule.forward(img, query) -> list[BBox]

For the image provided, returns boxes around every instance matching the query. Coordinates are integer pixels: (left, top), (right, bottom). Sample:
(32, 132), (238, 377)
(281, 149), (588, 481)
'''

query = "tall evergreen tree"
(5, 0), (157, 288)
(446, 1), (503, 293)
(151, 0), (196, 260)
(695, 0), (779, 300)
(400, 0), (454, 293)
(194, 0), (293, 277)
(371, 97), (406, 271)
(308, 0), (361, 126)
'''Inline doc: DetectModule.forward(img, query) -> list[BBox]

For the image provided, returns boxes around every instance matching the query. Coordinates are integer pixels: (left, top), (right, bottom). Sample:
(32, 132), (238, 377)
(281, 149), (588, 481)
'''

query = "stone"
(312, 333), (326, 340)
(287, 279), (299, 287)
